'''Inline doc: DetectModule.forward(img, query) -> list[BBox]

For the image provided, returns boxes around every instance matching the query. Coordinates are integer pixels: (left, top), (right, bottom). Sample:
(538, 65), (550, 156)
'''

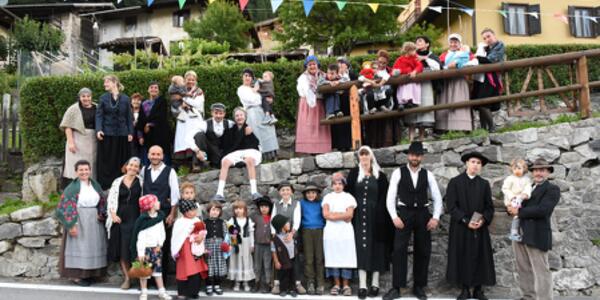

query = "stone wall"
(10, 117), (600, 297)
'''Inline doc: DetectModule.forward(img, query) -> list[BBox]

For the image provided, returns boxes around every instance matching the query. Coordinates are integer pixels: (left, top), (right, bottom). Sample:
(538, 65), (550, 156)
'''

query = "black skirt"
(107, 179), (141, 262)
(178, 273), (202, 297)
(472, 74), (502, 112)
(96, 136), (131, 190)
(331, 91), (352, 151)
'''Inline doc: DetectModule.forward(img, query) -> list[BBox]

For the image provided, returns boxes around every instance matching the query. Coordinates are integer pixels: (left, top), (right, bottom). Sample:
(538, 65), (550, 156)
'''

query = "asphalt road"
(0, 281), (596, 300)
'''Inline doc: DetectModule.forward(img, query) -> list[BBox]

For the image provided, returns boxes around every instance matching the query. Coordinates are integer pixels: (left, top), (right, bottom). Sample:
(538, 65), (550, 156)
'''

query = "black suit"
(518, 180), (560, 252)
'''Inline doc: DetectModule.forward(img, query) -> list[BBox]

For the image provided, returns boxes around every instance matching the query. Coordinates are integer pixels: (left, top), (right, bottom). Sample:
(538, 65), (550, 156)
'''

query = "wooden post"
(349, 86), (362, 150)
(504, 72), (512, 115)
(544, 67), (574, 110)
(536, 68), (547, 112)
(577, 56), (591, 119)
(2, 94), (10, 161)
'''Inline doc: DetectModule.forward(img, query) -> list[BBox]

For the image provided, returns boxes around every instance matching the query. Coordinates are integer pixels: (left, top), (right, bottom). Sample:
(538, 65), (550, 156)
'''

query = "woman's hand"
(410, 70), (418, 78)
(138, 256), (145, 262)
(127, 135), (133, 142)
(447, 62), (457, 69)
(468, 220), (483, 230)
(244, 126), (253, 135)
(68, 226), (78, 237)
(274, 261), (282, 270)
(96, 131), (104, 141)
(139, 138), (144, 146)
(112, 213), (121, 224)
(144, 124), (152, 134)
(68, 141), (78, 153)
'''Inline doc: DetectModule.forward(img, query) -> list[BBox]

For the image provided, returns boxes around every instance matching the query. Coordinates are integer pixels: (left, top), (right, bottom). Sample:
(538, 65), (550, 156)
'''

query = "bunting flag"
(271, 0), (283, 12)
(428, 6), (442, 13)
(178, 0), (186, 9)
(208, 0), (216, 3)
(303, 0), (314, 16)
(117, 0), (123, 3)
(460, 8), (474, 16)
(498, 10), (507, 18)
(527, 12), (539, 19)
(239, 0), (249, 11)
(147, 0), (154, 7)
(553, 12), (569, 25)
(368, 3), (379, 13)
(335, 1), (347, 11)
(585, 16), (598, 23)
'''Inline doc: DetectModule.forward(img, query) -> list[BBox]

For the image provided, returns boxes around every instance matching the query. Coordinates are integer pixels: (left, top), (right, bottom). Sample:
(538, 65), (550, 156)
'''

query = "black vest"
(273, 235), (293, 270)
(206, 119), (232, 144)
(206, 218), (225, 239)
(397, 166), (429, 209)
(143, 165), (172, 212)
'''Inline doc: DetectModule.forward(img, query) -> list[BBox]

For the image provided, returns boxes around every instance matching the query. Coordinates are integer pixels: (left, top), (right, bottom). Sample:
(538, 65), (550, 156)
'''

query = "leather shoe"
(473, 289), (488, 300)
(382, 288), (401, 300)
(457, 288), (471, 300)
(358, 288), (367, 299)
(413, 286), (427, 300)
(367, 286), (379, 297)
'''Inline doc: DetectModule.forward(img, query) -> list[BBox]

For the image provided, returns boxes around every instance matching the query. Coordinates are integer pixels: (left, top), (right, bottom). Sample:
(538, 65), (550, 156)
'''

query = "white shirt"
(140, 163), (180, 206)
(237, 85), (262, 108)
(502, 174), (533, 206)
(136, 214), (166, 258)
(78, 181), (100, 207)
(386, 164), (443, 220)
(270, 198), (302, 234)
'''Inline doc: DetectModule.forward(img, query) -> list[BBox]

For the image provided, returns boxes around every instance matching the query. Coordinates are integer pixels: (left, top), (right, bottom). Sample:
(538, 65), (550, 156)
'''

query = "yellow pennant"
(368, 3), (379, 13)
(209, 0), (216, 3)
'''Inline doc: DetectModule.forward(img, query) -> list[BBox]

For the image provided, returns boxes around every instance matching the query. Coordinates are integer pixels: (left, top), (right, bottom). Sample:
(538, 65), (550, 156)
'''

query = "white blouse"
(296, 73), (318, 108)
(78, 181), (100, 207)
(136, 216), (166, 258)
(237, 85), (262, 108)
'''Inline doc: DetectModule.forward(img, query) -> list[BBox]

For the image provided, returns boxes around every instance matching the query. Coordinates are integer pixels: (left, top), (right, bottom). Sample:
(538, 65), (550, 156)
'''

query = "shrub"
(19, 44), (600, 163)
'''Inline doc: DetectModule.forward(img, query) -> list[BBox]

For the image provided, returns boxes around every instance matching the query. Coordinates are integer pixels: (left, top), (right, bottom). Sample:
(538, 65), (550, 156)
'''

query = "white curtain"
(508, 6), (527, 35)
(574, 9), (593, 38)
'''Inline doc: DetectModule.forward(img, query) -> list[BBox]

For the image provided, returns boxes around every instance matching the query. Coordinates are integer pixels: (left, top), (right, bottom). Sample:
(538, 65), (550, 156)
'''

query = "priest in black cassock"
(445, 151), (496, 300)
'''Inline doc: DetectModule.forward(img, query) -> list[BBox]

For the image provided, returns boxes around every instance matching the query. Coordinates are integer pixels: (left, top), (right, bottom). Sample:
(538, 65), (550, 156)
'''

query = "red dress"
(176, 238), (209, 281)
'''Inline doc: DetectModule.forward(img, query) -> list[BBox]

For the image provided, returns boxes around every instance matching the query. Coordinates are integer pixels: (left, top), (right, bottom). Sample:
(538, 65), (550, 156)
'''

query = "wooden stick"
(320, 84), (582, 125)
(537, 68), (547, 112)
(504, 72), (512, 115)
(349, 86), (362, 150)
(544, 67), (574, 110)
(577, 56), (591, 119)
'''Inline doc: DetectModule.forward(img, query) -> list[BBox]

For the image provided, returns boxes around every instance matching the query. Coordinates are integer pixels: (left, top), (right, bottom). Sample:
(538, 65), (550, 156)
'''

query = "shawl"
(106, 175), (144, 239)
(171, 216), (199, 259)
(356, 145), (381, 183)
(60, 102), (96, 134)
(56, 178), (106, 230)
(297, 70), (324, 108)
(129, 211), (165, 262)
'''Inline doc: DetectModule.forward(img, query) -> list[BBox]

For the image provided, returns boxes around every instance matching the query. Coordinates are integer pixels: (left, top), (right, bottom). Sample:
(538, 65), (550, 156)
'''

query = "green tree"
(183, 0), (253, 51)
(274, 0), (407, 54)
(12, 16), (64, 53)
(396, 22), (444, 49)
(0, 36), (7, 61)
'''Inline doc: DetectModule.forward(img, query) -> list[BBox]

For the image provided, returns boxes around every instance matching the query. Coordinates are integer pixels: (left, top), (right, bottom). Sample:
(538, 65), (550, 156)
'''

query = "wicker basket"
(128, 265), (153, 279)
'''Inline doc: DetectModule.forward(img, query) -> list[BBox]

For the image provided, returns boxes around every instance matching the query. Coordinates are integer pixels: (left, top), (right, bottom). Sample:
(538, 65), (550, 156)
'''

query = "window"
(568, 6), (599, 38)
(173, 10), (190, 28)
(124, 16), (137, 32)
(501, 3), (541, 36)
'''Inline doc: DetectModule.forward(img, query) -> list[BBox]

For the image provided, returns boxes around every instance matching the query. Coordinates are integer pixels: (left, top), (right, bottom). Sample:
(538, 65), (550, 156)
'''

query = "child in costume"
(130, 194), (172, 300)
(502, 158), (532, 241)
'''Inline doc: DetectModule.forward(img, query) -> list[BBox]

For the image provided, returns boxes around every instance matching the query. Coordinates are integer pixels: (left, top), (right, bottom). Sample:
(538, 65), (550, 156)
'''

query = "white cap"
(448, 33), (462, 43)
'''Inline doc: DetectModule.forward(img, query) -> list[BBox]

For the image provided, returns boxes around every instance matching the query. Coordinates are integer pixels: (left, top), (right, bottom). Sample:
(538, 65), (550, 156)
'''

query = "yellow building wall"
(430, 1), (476, 47)
(349, 43), (399, 56)
(0, 26), (9, 38)
(476, 0), (599, 45)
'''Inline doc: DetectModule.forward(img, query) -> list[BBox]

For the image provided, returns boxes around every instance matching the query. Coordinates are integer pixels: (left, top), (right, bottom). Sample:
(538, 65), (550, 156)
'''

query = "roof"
(254, 18), (279, 28)
(98, 36), (163, 49)
(81, 0), (206, 19)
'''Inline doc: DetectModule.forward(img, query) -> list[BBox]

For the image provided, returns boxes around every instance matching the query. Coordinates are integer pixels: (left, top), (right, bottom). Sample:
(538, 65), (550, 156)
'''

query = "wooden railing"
(318, 49), (600, 149)
(1, 93), (22, 162)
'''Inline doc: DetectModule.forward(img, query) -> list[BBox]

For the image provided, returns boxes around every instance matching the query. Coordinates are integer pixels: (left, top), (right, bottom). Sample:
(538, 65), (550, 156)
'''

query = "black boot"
(382, 288), (401, 300)
(413, 286), (427, 300)
(473, 286), (488, 300)
(457, 287), (470, 300)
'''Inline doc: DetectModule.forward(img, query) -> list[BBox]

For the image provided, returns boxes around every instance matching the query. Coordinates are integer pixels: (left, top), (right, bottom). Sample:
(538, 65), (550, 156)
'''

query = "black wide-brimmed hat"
(529, 158), (554, 173)
(255, 196), (273, 210)
(407, 141), (427, 155)
(461, 151), (489, 166)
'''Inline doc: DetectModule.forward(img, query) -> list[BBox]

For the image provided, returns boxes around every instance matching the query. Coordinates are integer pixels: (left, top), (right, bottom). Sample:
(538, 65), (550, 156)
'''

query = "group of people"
(55, 138), (560, 300)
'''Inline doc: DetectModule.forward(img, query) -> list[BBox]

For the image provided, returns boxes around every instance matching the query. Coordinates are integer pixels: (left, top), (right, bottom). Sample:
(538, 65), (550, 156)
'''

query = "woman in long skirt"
(436, 34), (477, 132)
(96, 75), (132, 189)
(106, 157), (142, 290)
(60, 88), (97, 187)
(56, 160), (107, 286)
(331, 58), (356, 151)
(237, 68), (279, 160)
(296, 55), (331, 154)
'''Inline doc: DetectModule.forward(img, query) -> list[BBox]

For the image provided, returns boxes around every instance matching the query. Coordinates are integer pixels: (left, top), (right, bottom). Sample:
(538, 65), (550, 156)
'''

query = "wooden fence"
(1, 93), (22, 162)
(318, 49), (600, 149)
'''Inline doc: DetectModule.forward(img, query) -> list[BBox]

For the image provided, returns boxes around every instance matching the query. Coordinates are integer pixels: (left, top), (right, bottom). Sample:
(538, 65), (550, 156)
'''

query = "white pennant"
(428, 6), (442, 13)
(528, 12), (539, 19)
(461, 8), (474, 16)
(585, 16), (598, 23)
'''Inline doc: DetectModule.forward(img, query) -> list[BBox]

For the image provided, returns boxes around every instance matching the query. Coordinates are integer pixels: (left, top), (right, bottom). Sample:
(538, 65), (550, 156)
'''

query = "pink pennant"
(239, 0), (249, 11)
(553, 12), (569, 25)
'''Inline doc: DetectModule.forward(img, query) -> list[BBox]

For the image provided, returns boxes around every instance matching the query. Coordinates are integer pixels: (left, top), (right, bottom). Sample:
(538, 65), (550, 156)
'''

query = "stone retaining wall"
(9, 117), (600, 297)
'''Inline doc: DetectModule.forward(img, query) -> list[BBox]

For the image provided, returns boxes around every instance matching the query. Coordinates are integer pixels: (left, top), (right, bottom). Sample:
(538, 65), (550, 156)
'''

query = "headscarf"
(357, 145), (381, 183)
(139, 194), (158, 212)
(303, 55), (320, 69)
(303, 55), (321, 96)
(178, 199), (197, 215)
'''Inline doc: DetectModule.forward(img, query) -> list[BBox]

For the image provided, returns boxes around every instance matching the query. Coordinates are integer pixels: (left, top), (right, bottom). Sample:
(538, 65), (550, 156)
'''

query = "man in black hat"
(383, 141), (443, 300)
(446, 151), (496, 300)
(507, 158), (559, 300)
(192, 102), (234, 169)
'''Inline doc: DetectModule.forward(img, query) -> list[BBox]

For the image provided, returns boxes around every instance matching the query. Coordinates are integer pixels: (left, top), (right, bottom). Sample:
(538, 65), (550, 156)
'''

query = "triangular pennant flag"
(303, 0), (314, 16)
(117, 0), (123, 4)
(178, 0), (186, 9)
(585, 16), (598, 23)
(239, 0), (249, 11)
(428, 6), (442, 13)
(499, 10), (507, 18)
(270, 0), (283, 12)
(553, 12), (569, 25)
(335, 1), (347, 11)
(368, 3), (379, 14)
(461, 8), (474, 16)
(147, 0), (154, 7)
(208, 0), (216, 4)
(528, 12), (539, 19)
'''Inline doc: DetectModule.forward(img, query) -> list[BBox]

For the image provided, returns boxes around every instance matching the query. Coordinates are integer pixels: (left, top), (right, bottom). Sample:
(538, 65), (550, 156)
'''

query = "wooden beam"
(321, 84), (582, 125)
(544, 67), (574, 110)
(349, 86), (361, 150)
(317, 49), (600, 94)
(537, 68), (547, 112)
(577, 56), (591, 119)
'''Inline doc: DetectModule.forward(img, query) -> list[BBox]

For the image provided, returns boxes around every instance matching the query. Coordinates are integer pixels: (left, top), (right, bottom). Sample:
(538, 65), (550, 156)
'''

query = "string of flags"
(120, 0), (599, 22)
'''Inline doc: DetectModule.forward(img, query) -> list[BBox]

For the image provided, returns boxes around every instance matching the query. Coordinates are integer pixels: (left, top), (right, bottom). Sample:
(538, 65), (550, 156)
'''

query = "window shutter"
(568, 6), (576, 37)
(502, 3), (510, 34)
(596, 7), (600, 37)
(527, 4), (541, 35)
